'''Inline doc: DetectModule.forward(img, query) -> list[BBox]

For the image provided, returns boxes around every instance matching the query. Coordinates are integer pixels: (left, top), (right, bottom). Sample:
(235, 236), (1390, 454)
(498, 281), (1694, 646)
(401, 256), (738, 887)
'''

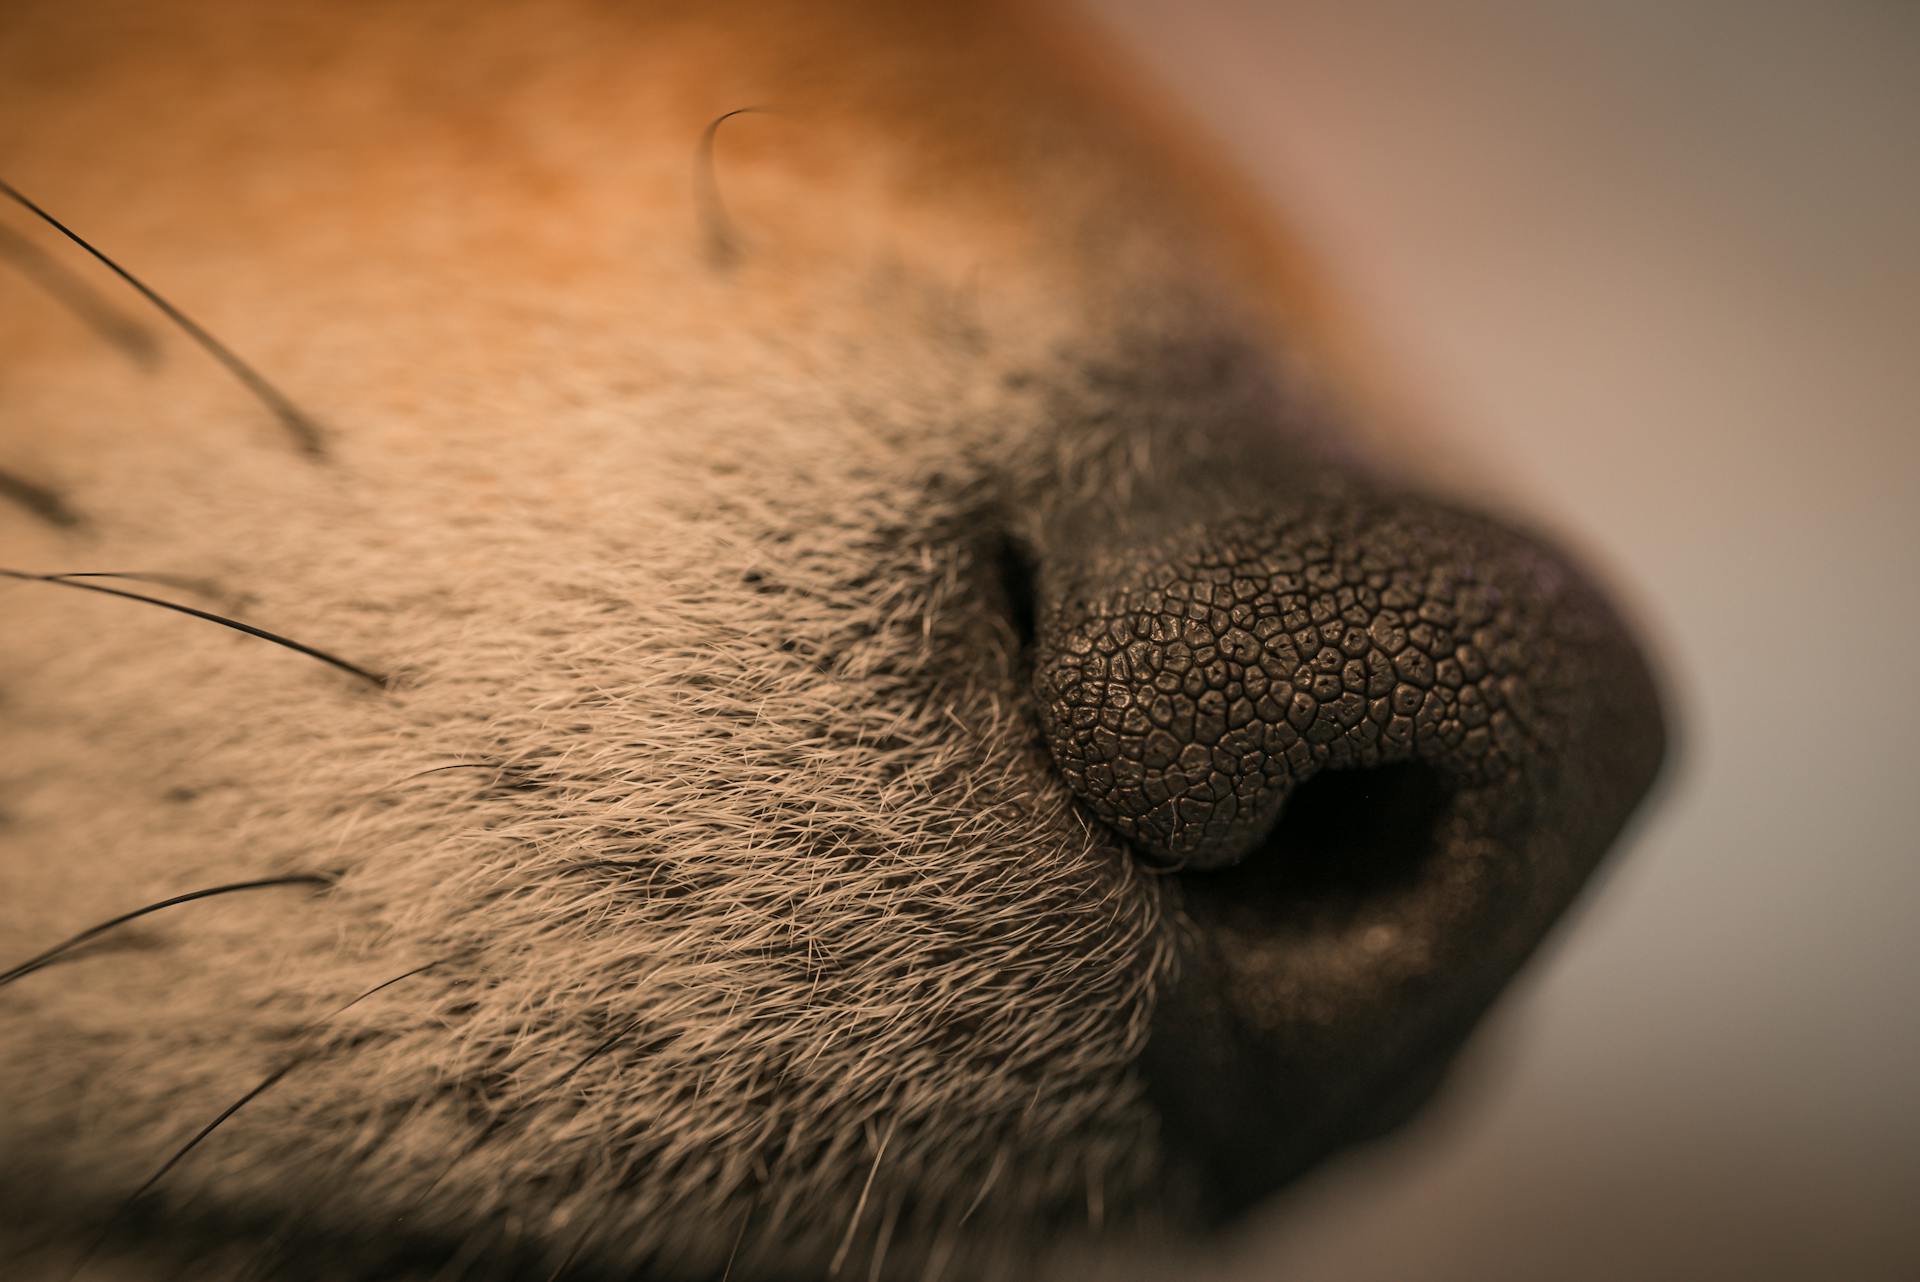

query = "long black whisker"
(0, 221), (158, 364)
(0, 466), (85, 529)
(695, 107), (767, 270)
(327, 958), (443, 1016)
(48, 570), (227, 599)
(0, 875), (332, 987)
(0, 568), (388, 687)
(67, 963), (437, 1280)
(119, 1063), (297, 1219)
(0, 177), (328, 458)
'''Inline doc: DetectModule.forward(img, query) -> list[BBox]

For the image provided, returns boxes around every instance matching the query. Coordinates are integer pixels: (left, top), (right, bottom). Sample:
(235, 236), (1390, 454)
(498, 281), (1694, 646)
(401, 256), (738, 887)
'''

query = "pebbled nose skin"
(1035, 495), (1605, 872)
(1028, 426), (1667, 1214)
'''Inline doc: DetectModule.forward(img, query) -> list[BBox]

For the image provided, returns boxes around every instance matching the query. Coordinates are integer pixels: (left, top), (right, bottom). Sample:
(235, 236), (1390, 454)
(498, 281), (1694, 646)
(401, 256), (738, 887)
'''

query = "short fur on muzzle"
(0, 1), (1666, 1279)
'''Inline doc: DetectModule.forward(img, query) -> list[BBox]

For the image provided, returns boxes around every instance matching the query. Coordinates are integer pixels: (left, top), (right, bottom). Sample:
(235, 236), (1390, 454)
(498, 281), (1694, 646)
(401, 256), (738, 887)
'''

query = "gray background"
(1077, 2), (1919, 1279)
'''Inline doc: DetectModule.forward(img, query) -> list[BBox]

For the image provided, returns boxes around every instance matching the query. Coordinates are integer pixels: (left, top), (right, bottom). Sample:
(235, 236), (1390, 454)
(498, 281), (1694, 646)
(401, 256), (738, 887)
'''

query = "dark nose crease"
(1028, 482), (1667, 1214)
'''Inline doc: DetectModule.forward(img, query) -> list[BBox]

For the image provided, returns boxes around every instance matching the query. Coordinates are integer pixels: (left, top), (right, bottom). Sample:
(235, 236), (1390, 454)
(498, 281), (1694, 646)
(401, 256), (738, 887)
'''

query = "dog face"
(0, 2), (1666, 1278)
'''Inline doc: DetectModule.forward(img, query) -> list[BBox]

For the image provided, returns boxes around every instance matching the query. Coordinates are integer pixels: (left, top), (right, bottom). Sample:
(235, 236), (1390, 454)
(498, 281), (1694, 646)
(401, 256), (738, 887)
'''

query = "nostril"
(1185, 761), (1454, 915)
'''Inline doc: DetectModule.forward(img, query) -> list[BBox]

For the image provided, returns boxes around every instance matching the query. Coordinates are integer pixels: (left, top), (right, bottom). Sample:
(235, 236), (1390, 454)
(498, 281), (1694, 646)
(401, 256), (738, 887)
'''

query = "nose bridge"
(1032, 493), (1579, 871)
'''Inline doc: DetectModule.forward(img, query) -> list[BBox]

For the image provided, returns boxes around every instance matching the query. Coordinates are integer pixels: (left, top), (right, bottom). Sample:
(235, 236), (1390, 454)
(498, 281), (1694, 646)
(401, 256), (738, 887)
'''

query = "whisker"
(558, 1016), (650, 1084)
(389, 761), (512, 786)
(328, 958), (444, 1016)
(695, 107), (768, 270)
(0, 221), (158, 364)
(116, 1063), (298, 1223)
(0, 568), (389, 687)
(0, 177), (328, 458)
(0, 875), (332, 988)
(0, 466), (85, 529)
(47, 570), (227, 599)
(66, 962), (438, 1280)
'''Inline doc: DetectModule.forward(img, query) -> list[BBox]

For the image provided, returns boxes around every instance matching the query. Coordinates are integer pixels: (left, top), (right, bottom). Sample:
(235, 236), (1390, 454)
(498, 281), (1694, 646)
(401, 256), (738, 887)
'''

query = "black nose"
(1027, 472), (1667, 1213)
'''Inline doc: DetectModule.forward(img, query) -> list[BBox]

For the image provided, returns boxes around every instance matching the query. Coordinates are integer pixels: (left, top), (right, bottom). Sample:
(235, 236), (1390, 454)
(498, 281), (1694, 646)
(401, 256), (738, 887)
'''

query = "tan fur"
(0, 2), (1372, 1278)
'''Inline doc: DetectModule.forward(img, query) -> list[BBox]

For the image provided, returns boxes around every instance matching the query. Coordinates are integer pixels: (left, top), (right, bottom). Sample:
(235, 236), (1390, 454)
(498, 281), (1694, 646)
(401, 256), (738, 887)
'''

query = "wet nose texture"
(1029, 487), (1666, 1214)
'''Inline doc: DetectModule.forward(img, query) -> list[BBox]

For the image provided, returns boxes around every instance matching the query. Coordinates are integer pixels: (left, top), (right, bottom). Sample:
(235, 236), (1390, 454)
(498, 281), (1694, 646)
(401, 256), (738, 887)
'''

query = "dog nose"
(1032, 489), (1657, 871)
(1027, 473), (1667, 1210)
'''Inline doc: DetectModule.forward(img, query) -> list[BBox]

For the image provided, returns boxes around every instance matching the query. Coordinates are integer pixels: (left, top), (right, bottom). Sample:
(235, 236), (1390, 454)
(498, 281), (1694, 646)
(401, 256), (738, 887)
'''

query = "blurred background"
(1075, 2), (1918, 1278)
